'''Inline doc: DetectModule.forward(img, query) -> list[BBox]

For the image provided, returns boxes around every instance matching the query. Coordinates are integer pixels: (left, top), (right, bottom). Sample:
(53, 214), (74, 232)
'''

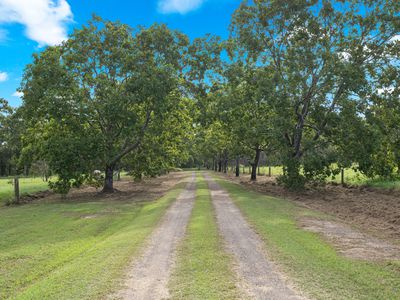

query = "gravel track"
(115, 173), (196, 300)
(204, 173), (303, 300)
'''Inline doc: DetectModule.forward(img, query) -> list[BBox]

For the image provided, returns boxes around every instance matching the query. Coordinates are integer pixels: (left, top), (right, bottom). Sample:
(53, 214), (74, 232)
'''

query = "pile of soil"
(224, 173), (400, 243)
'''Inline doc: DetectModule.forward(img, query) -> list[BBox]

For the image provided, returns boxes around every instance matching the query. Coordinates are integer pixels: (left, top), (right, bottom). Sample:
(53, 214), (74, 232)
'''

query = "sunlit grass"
(0, 177), (49, 205)
(231, 164), (400, 189)
(0, 181), (184, 299)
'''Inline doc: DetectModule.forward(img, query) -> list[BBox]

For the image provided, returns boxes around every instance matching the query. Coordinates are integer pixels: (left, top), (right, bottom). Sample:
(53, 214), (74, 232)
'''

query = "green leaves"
(20, 17), (191, 193)
(230, 0), (400, 188)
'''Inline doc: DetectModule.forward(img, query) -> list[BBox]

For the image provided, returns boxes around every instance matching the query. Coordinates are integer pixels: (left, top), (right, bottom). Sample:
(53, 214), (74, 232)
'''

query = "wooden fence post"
(14, 177), (20, 203)
(341, 169), (345, 186)
(268, 166), (272, 177)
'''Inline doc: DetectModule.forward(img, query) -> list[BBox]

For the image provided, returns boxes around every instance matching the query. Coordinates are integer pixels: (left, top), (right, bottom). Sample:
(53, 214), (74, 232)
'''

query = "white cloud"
(377, 86), (395, 96)
(0, 72), (8, 82)
(158, 0), (206, 14)
(0, 0), (73, 46)
(12, 91), (23, 97)
(338, 51), (351, 61)
(390, 34), (400, 42)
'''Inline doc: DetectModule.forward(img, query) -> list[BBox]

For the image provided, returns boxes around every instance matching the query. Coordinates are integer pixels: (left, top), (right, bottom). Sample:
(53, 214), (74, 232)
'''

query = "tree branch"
(109, 109), (152, 166)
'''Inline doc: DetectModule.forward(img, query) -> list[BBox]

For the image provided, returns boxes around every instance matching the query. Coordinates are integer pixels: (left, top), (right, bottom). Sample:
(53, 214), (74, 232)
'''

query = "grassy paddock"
(169, 174), (240, 299)
(0, 177), (49, 205)
(213, 174), (400, 300)
(227, 165), (400, 189)
(235, 165), (283, 177)
(0, 181), (185, 300)
(332, 169), (400, 189)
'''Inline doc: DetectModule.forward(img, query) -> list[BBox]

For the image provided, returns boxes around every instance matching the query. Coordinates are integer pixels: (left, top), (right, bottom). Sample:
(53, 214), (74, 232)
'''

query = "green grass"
(213, 174), (400, 300)
(234, 164), (400, 189)
(169, 174), (240, 299)
(0, 181), (185, 300)
(0, 177), (49, 205)
(329, 168), (400, 189)
(330, 168), (368, 185)
(236, 165), (283, 177)
(366, 179), (400, 189)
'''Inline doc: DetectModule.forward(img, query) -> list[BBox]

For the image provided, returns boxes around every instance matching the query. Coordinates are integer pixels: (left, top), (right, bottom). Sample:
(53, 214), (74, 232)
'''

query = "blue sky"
(0, 0), (242, 107)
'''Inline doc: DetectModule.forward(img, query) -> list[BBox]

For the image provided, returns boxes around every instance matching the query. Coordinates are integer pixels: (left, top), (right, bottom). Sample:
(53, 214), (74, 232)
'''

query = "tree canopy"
(1, 0), (399, 194)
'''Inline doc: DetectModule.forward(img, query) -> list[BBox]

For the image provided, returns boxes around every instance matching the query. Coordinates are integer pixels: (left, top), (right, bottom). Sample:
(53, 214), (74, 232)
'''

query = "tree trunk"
(24, 165), (29, 177)
(223, 153), (228, 174)
(103, 165), (114, 193)
(218, 159), (222, 172)
(235, 156), (240, 177)
(251, 148), (261, 181)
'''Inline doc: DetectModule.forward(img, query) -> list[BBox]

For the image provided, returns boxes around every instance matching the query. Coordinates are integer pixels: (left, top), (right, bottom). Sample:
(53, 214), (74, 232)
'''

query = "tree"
(231, 0), (400, 188)
(203, 120), (232, 173)
(21, 17), (189, 193)
(184, 35), (223, 127)
(222, 61), (276, 181)
(0, 99), (13, 176)
(126, 97), (194, 179)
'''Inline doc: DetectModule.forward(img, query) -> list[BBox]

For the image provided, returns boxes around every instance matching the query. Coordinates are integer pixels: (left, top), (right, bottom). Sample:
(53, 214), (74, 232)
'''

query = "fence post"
(14, 177), (20, 203)
(341, 169), (345, 186)
(268, 166), (272, 177)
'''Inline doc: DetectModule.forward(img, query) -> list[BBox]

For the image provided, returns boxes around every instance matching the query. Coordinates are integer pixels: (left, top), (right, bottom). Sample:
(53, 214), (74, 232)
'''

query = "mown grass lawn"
(0, 177), (49, 205)
(169, 174), (240, 299)
(213, 174), (400, 300)
(0, 182), (185, 300)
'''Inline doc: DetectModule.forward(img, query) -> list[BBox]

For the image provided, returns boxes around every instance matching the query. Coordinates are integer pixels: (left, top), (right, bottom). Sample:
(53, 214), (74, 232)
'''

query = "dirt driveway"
(204, 173), (304, 300)
(113, 173), (196, 300)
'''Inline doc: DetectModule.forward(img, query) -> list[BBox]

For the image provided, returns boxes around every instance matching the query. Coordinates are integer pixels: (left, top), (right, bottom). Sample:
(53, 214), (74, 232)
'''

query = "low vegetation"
(0, 181), (184, 299)
(236, 165), (400, 189)
(0, 177), (49, 205)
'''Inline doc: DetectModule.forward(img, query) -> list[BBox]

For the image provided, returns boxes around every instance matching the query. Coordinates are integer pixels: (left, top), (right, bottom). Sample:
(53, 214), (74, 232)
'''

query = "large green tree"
(21, 17), (189, 193)
(231, 0), (400, 188)
(223, 62), (276, 180)
(0, 99), (14, 176)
